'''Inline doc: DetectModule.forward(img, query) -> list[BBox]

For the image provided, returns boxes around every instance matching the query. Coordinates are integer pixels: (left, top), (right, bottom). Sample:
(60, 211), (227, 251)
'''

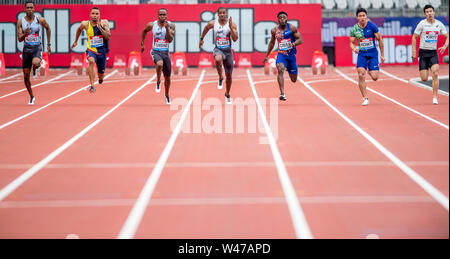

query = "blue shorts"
(276, 53), (298, 75)
(356, 51), (379, 71)
(86, 50), (107, 74)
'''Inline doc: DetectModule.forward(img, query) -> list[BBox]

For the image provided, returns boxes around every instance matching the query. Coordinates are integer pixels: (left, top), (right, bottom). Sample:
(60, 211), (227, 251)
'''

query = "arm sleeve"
(414, 21), (423, 35)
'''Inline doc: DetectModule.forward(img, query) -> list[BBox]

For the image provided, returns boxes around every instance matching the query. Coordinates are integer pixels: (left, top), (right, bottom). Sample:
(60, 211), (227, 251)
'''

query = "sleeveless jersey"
(275, 23), (296, 56)
(22, 15), (41, 46)
(152, 20), (171, 52)
(214, 19), (231, 50)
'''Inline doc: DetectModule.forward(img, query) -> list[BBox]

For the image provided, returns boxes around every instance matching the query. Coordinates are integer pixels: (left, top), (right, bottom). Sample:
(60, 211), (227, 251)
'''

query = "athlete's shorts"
(22, 45), (42, 69)
(213, 47), (234, 74)
(276, 53), (298, 75)
(151, 50), (172, 77)
(86, 50), (107, 74)
(418, 49), (439, 70)
(356, 51), (379, 71)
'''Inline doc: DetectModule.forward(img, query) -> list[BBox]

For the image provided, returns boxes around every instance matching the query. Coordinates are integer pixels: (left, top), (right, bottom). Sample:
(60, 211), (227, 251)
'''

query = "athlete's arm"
(374, 32), (385, 63)
(199, 20), (214, 48)
(438, 33), (449, 54)
(98, 19), (111, 41)
(291, 25), (302, 47)
(229, 17), (238, 42)
(17, 19), (28, 42)
(349, 37), (359, 54)
(39, 17), (52, 54)
(71, 21), (87, 49)
(141, 22), (153, 53)
(263, 28), (276, 63)
(411, 33), (419, 60)
(165, 22), (175, 43)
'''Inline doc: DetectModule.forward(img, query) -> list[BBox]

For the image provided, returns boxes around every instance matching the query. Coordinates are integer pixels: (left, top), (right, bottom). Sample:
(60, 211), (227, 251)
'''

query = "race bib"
(425, 31), (438, 43)
(25, 33), (40, 45)
(216, 37), (230, 49)
(278, 39), (292, 51)
(359, 38), (374, 50)
(154, 38), (169, 51)
(89, 35), (104, 48)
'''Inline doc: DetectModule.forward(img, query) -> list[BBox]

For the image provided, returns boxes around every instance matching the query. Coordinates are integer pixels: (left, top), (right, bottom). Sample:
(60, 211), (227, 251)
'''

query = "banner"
(323, 16), (449, 47)
(0, 4), (321, 67)
(335, 35), (449, 67)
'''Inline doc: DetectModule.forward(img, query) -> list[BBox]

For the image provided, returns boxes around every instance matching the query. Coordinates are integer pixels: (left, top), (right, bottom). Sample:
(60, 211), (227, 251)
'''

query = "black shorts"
(418, 49), (439, 71)
(151, 50), (171, 77)
(213, 47), (234, 74)
(22, 45), (42, 69)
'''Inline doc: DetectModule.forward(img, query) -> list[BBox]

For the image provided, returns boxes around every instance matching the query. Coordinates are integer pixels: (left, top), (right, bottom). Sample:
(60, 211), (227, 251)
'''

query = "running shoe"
(32, 67), (37, 78)
(433, 97), (438, 105)
(156, 81), (161, 93)
(99, 79), (103, 84)
(279, 94), (287, 101)
(362, 97), (369, 106)
(89, 85), (96, 93)
(28, 96), (35, 105)
(165, 95), (171, 105)
(218, 78), (224, 90)
(225, 93), (232, 104)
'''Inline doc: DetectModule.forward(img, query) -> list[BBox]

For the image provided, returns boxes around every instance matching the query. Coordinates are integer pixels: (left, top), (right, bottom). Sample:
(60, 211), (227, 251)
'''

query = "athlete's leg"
(430, 64), (439, 99)
(164, 76), (171, 97)
(368, 70), (379, 81)
(156, 60), (163, 83)
(214, 54), (224, 80)
(419, 70), (429, 82)
(23, 68), (33, 98)
(31, 57), (41, 74)
(357, 67), (368, 98)
(87, 57), (96, 87)
(225, 72), (232, 96)
(276, 62), (286, 95)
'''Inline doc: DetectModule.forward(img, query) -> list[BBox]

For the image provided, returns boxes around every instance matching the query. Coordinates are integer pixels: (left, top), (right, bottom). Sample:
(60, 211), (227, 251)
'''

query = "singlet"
(152, 20), (171, 52)
(414, 19), (448, 50)
(275, 23), (297, 56)
(87, 21), (108, 54)
(21, 15), (41, 47)
(214, 18), (231, 50)
(349, 21), (379, 54)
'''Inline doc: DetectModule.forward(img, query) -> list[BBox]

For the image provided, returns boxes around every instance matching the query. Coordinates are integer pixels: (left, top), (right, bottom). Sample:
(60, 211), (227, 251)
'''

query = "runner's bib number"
(425, 31), (438, 43)
(278, 39), (292, 51)
(216, 37), (230, 49)
(359, 38), (374, 50)
(89, 35), (104, 48)
(25, 33), (40, 45)
(154, 39), (169, 51)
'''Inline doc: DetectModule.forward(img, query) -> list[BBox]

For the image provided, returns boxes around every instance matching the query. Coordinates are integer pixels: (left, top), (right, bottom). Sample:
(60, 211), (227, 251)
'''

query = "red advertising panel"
(0, 4), (321, 67)
(335, 35), (449, 67)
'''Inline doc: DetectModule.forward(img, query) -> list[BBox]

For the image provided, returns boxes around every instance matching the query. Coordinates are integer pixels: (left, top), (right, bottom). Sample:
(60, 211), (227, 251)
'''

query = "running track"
(0, 65), (448, 238)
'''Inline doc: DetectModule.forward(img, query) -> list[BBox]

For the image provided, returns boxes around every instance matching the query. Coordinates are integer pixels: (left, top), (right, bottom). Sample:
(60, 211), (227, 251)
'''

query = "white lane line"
(0, 70), (118, 131)
(1, 160), (448, 169)
(247, 69), (313, 239)
(0, 71), (73, 99)
(335, 68), (449, 130)
(118, 69), (206, 239)
(0, 74), (157, 202)
(379, 68), (409, 83)
(298, 75), (449, 211)
(0, 196), (436, 209)
(0, 72), (22, 82)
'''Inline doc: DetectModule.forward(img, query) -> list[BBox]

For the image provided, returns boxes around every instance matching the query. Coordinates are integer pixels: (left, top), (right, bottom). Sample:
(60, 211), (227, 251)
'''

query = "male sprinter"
(141, 8), (175, 104)
(17, 0), (51, 105)
(412, 4), (448, 105)
(263, 11), (302, 101)
(199, 7), (238, 104)
(71, 7), (111, 93)
(349, 8), (385, 106)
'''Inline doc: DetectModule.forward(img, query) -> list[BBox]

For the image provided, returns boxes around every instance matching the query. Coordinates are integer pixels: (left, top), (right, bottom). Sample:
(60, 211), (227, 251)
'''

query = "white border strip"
(0, 72), (22, 82)
(0, 74), (157, 202)
(0, 71), (73, 99)
(117, 69), (206, 239)
(0, 70), (118, 131)
(335, 68), (449, 130)
(247, 69), (313, 239)
(298, 75), (449, 211)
